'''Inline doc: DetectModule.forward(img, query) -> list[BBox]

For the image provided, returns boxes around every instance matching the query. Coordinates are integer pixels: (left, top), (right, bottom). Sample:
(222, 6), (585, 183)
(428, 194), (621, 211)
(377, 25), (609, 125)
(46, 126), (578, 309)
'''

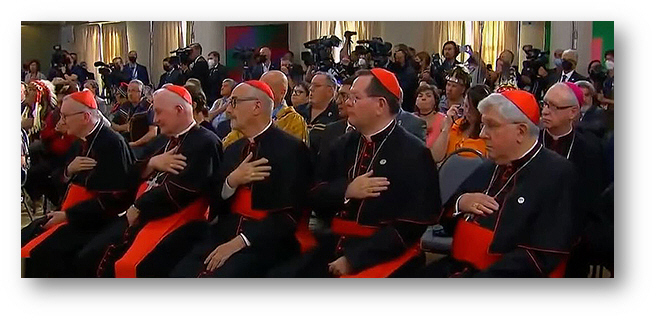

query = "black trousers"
(95, 218), (209, 278)
(23, 217), (122, 278)
(170, 225), (299, 278)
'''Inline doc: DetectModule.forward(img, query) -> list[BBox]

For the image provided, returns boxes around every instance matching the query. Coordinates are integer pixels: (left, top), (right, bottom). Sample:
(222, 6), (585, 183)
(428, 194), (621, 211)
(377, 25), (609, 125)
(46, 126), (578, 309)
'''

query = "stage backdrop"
(225, 23), (289, 81)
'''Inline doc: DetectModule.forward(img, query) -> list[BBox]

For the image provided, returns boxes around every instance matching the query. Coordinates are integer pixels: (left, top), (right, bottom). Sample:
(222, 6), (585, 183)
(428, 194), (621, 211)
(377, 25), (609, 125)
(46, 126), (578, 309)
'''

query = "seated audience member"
(21, 89), (134, 277)
(485, 50), (518, 91)
(83, 79), (108, 116)
(94, 84), (223, 277)
(297, 72), (341, 162)
(23, 80), (78, 206)
(223, 70), (308, 148)
(171, 80), (311, 277)
(414, 83), (444, 142)
(24, 59), (47, 83)
(438, 66), (470, 114)
(290, 81), (310, 111)
(109, 82), (129, 115)
(185, 83), (218, 137)
(112, 80), (158, 157)
(422, 90), (577, 277)
(575, 80), (608, 139)
(430, 84), (491, 163)
(415, 51), (432, 82)
(273, 69), (440, 277)
(22, 80), (57, 140)
(208, 78), (237, 138)
(540, 82), (604, 277)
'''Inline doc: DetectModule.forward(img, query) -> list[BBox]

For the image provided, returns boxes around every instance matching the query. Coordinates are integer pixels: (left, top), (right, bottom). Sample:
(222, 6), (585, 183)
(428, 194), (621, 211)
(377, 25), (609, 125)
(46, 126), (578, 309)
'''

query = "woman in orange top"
(430, 84), (491, 163)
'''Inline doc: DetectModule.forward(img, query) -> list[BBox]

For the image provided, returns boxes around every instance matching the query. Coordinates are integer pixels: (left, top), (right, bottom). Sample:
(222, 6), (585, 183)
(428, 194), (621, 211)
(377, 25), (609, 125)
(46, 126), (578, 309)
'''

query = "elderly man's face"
(127, 83), (142, 104)
(309, 75), (334, 106)
(479, 106), (522, 164)
(153, 93), (181, 136)
(226, 85), (258, 132)
(220, 81), (233, 97)
(60, 100), (90, 138)
(581, 87), (593, 108)
(541, 86), (578, 130)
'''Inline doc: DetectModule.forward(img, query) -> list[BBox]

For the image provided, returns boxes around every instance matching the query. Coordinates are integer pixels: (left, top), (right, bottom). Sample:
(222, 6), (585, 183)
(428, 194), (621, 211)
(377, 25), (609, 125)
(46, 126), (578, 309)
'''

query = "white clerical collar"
(345, 121), (356, 133)
(364, 118), (395, 141)
(82, 119), (102, 141)
(515, 139), (539, 160)
(249, 120), (273, 142)
(174, 120), (196, 138)
(546, 125), (573, 140)
(561, 70), (574, 80)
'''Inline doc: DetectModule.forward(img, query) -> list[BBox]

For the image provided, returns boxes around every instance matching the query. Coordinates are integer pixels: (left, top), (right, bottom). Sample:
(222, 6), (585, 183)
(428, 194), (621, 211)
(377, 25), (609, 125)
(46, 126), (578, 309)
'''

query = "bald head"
(260, 70), (288, 105)
(545, 83), (579, 107)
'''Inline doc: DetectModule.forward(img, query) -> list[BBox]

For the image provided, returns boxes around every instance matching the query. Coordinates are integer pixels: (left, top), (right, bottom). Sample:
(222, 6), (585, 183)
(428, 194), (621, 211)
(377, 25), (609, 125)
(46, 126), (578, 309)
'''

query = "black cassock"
(540, 128), (606, 277)
(93, 124), (223, 277)
(171, 125), (312, 277)
(423, 143), (578, 277)
(272, 121), (441, 277)
(22, 122), (135, 277)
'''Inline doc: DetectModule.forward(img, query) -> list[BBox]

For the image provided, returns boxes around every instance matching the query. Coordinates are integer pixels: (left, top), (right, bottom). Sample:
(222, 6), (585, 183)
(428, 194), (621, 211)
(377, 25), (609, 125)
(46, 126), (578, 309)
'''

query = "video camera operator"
(517, 45), (550, 99)
(175, 43), (210, 95)
(46, 45), (75, 82)
(301, 35), (345, 83)
(389, 44), (418, 112)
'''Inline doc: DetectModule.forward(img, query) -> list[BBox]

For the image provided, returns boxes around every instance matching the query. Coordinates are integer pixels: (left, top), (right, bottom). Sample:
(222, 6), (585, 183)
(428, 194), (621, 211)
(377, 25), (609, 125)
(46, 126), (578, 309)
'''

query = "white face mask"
(208, 59), (217, 69)
(605, 60), (614, 70)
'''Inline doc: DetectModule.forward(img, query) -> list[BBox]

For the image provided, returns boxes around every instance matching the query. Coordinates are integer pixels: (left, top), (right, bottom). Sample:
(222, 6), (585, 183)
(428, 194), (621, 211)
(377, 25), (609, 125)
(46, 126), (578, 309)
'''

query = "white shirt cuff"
(453, 194), (465, 217)
(239, 233), (251, 247)
(221, 179), (236, 200)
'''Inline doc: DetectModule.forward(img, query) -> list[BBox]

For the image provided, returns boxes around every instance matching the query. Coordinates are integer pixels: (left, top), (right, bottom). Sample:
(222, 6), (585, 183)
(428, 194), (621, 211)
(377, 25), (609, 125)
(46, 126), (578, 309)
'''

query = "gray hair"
(478, 93), (539, 137)
(222, 78), (236, 88)
(314, 71), (338, 89)
(129, 79), (144, 92)
(575, 80), (595, 95)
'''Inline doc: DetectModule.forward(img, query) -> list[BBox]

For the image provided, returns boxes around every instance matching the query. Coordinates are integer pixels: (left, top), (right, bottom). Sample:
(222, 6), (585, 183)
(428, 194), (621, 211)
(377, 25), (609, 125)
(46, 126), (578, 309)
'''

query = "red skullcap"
(500, 89), (540, 125)
(68, 89), (97, 109)
(370, 68), (402, 99)
(562, 82), (585, 107)
(162, 84), (192, 104)
(244, 80), (275, 101)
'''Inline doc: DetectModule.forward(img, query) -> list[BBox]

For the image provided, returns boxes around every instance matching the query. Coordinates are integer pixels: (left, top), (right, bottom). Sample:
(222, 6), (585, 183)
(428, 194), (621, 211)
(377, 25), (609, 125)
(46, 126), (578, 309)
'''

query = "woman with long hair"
(430, 84), (491, 163)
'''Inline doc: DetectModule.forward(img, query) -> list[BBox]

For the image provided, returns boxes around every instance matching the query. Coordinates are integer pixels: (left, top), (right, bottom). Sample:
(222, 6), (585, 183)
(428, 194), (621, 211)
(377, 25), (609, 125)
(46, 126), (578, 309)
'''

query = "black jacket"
(185, 56), (210, 94)
(207, 63), (228, 105)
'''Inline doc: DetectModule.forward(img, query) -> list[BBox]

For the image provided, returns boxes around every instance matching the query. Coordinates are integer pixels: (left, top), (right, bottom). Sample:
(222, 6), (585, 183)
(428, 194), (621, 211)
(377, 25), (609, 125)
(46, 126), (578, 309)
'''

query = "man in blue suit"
(123, 50), (150, 86)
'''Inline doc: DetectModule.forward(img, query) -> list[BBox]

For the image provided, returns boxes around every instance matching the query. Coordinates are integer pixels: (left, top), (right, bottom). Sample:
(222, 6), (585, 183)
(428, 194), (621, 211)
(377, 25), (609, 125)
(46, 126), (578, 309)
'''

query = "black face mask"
(561, 60), (573, 72)
(129, 57), (137, 63)
(163, 65), (171, 72)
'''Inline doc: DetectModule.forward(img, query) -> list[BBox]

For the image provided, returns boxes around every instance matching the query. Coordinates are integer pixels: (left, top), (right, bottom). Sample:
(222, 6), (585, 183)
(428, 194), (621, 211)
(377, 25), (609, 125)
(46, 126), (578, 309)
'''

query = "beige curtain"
(152, 21), (183, 82)
(307, 21), (336, 40)
(424, 21), (465, 60)
(472, 21), (519, 67)
(102, 22), (128, 62)
(186, 21), (195, 46)
(73, 24), (102, 82)
(336, 21), (380, 42)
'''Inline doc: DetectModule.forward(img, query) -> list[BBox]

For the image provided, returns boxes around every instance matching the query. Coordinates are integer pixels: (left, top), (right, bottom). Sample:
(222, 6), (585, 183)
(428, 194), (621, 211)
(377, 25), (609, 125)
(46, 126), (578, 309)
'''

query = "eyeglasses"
(540, 101), (577, 111)
(346, 94), (386, 105)
(229, 97), (259, 108)
(60, 111), (87, 122)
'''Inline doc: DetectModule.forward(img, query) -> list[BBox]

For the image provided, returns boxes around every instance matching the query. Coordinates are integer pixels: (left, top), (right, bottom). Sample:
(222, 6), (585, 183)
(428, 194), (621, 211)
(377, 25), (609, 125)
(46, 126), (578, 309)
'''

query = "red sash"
(331, 218), (422, 278)
(231, 187), (318, 253)
(21, 184), (97, 258)
(452, 219), (567, 277)
(114, 182), (209, 278)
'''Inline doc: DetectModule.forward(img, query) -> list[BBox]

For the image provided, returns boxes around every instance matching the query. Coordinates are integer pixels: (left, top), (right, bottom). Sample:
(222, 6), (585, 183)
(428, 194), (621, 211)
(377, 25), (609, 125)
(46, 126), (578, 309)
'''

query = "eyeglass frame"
(229, 96), (259, 109)
(60, 111), (88, 122)
(540, 100), (578, 111)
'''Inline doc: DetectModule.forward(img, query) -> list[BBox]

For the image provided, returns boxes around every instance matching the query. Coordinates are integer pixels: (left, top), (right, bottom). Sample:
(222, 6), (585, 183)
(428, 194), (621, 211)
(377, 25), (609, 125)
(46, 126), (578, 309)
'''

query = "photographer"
(47, 47), (74, 82)
(109, 57), (131, 88)
(389, 44), (418, 112)
(517, 46), (550, 99)
(184, 43), (210, 96)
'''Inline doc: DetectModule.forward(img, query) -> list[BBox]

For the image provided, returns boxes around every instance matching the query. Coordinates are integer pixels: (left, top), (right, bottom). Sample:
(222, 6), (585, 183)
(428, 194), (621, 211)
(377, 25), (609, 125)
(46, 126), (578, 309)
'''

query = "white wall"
(22, 24), (62, 75)
(379, 21), (425, 51)
(518, 21), (545, 66)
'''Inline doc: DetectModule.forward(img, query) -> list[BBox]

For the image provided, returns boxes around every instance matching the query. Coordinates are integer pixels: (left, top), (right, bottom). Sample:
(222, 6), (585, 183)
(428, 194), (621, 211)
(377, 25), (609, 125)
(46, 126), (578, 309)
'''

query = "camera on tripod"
(521, 45), (549, 79)
(301, 35), (341, 72)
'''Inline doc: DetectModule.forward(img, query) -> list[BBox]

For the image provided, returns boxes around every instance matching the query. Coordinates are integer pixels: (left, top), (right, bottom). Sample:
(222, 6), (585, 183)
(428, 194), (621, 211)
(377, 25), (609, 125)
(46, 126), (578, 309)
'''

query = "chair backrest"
(438, 148), (484, 204)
